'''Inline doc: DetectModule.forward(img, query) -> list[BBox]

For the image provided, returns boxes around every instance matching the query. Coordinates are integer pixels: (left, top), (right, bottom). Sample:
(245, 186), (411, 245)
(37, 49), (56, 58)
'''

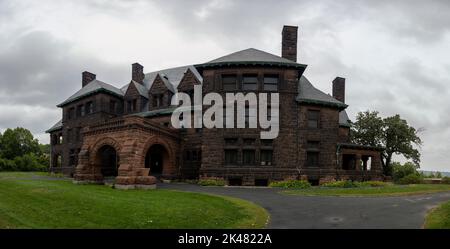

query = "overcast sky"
(0, 0), (449, 171)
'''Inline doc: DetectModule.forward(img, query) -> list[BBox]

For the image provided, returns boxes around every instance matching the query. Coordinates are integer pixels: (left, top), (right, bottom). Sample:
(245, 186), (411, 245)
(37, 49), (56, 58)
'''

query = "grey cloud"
(0, 31), (130, 107)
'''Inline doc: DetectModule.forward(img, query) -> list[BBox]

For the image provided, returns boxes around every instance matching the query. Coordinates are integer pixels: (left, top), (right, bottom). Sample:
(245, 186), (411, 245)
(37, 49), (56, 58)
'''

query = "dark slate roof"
(196, 48), (307, 69)
(45, 119), (62, 133)
(339, 110), (351, 127)
(57, 80), (124, 107)
(297, 76), (348, 110)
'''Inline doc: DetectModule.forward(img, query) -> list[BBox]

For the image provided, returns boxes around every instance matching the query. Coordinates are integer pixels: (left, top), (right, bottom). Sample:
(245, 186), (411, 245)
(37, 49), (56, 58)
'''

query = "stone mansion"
(46, 25), (384, 188)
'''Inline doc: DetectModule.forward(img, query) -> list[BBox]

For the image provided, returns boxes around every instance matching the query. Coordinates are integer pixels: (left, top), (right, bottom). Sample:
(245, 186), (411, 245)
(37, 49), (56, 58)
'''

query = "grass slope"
(0, 172), (268, 229)
(424, 201), (450, 229)
(282, 184), (450, 197)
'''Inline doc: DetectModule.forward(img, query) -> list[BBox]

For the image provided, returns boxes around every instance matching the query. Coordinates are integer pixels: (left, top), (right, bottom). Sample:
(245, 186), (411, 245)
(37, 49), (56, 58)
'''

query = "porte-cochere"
(74, 116), (179, 189)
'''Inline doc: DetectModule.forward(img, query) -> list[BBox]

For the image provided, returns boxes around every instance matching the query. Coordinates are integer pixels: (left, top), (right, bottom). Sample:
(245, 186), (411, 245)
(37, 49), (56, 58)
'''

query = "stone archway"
(141, 138), (177, 179)
(94, 145), (119, 177)
(145, 144), (169, 177)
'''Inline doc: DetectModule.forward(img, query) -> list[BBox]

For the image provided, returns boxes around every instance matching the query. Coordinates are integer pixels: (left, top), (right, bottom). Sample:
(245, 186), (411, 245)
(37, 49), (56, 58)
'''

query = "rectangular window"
(263, 75), (279, 91)
(67, 129), (72, 143)
(260, 150), (273, 166)
(224, 149), (238, 165)
(243, 149), (255, 165)
(152, 96), (157, 107)
(192, 151), (199, 161)
(109, 100), (117, 113)
(307, 110), (320, 128)
(243, 138), (255, 146)
(306, 151), (319, 167)
(69, 149), (75, 166)
(225, 138), (238, 145)
(132, 99), (137, 111)
(77, 105), (84, 117)
(242, 74), (258, 91)
(67, 107), (75, 120)
(222, 74), (237, 91)
(86, 102), (93, 114)
(261, 139), (273, 147)
(75, 127), (81, 142)
(244, 106), (257, 127)
(159, 95), (164, 106)
(307, 141), (320, 150)
(126, 100), (132, 112)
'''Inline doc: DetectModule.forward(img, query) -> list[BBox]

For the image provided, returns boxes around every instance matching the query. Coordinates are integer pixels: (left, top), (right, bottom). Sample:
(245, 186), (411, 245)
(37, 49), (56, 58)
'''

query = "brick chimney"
(332, 77), (346, 103)
(132, 63), (144, 84)
(82, 71), (96, 87)
(282, 25), (298, 62)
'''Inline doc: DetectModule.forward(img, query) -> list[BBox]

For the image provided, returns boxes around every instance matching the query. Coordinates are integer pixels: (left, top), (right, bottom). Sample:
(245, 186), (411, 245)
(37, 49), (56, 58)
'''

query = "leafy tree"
(351, 111), (422, 176)
(435, 171), (442, 178)
(0, 127), (41, 160)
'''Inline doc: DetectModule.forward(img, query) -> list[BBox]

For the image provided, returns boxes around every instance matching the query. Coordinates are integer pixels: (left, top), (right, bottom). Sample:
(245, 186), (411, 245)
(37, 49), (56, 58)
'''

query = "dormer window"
(153, 94), (164, 107)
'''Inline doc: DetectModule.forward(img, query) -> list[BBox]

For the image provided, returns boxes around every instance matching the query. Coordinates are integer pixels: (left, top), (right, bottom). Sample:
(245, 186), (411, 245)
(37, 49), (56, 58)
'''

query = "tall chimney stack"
(132, 63), (144, 84)
(332, 77), (346, 103)
(282, 25), (298, 62)
(82, 71), (96, 87)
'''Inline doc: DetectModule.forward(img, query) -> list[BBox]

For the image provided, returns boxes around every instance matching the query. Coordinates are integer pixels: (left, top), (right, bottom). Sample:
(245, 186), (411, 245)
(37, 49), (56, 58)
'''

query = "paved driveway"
(159, 183), (450, 229)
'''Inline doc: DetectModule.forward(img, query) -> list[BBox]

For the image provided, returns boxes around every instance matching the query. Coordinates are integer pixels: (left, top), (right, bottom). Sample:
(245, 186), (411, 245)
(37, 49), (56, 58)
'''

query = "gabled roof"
(144, 65), (201, 91)
(127, 80), (149, 98)
(157, 73), (175, 93)
(196, 48), (307, 70)
(296, 76), (348, 110)
(57, 80), (124, 107)
(45, 119), (62, 133)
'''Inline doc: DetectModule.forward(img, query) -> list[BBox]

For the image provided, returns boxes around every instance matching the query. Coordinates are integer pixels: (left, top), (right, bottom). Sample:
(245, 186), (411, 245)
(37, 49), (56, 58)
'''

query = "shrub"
(0, 153), (47, 172)
(392, 162), (419, 181)
(441, 176), (450, 184)
(198, 178), (226, 186)
(397, 173), (424, 185)
(321, 180), (357, 188)
(0, 158), (16, 171)
(355, 181), (388, 187)
(269, 180), (311, 189)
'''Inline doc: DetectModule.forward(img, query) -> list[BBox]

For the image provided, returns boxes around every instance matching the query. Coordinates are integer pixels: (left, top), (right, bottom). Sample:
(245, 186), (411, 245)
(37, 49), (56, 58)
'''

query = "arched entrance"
(96, 145), (119, 177)
(145, 144), (169, 177)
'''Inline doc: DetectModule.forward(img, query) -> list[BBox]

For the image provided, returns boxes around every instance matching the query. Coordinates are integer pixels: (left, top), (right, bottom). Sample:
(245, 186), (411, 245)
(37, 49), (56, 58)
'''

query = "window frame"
(263, 74), (279, 91)
(307, 110), (320, 129)
(242, 74), (258, 91)
(222, 74), (238, 91)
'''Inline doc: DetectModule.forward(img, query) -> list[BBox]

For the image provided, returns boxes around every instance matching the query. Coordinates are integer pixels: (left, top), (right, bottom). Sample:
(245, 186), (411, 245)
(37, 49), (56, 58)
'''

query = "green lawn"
(282, 184), (450, 197)
(424, 201), (450, 229)
(0, 172), (268, 229)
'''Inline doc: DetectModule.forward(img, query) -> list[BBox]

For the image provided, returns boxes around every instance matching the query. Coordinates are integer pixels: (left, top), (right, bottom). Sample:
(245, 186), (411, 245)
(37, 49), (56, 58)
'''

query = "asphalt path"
(159, 183), (450, 228)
